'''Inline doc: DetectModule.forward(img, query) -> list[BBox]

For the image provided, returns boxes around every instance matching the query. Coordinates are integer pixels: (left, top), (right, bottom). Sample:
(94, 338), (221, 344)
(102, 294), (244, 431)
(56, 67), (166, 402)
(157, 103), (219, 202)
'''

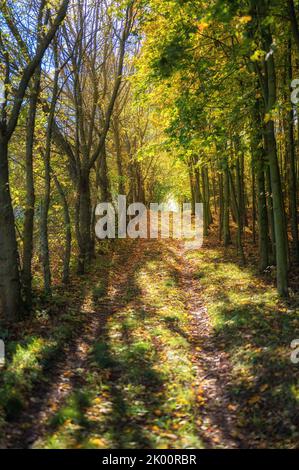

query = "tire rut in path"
(5, 242), (144, 449)
(177, 244), (242, 449)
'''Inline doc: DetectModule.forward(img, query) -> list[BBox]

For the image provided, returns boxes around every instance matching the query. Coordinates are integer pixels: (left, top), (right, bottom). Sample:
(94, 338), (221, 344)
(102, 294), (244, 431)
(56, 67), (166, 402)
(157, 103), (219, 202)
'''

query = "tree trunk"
(265, 165), (276, 264)
(188, 165), (196, 216)
(40, 155), (52, 296)
(22, 69), (41, 309)
(236, 156), (244, 235)
(0, 136), (22, 320)
(40, 48), (60, 296)
(266, 120), (289, 296)
(204, 166), (213, 225)
(113, 120), (125, 195)
(219, 172), (224, 241)
(256, 0), (289, 296)
(287, 41), (299, 262)
(223, 161), (231, 246)
(53, 173), (72, 284)
(77, 169), (92, 274)
(97, 146), (111, 203)
(229, 170), (245, 264)
(251, 158), (257, 244)
(288, 0), (299, 53)
(255, 148), (270, 271)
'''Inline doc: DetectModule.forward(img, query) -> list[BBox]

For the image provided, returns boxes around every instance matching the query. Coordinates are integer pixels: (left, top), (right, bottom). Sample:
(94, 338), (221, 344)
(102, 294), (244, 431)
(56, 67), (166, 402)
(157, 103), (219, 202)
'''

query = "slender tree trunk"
(53, 173), (72, 284)
(288, 0), (299, 53)
(254, 138), (270, 271)
(229, 172), (237, 224)
(229, 170), (245, 264)
(236, 156), (244, 235)
(287, 41), (299, 262)
(256, 0), (289, 296)
(251, 158), (257, 244)
(223, 160), (231, 246)
(240, 153), (248, 227)
(98, 146), (111, 203)
(212, 169), (217, 214)
(193, 156), (202, 206)
(204, 166), (213, 225)
(265, 165), (276, 264)
(22, 69), (41, 309)
(257, 165), (269, 270)
(251, 98), (269, 262)
(40, 154), (52, 296)
(77, 168), (92, 274)
(40, 46), (60, 296)
(188, 164), (196, 216)
(219, 172), (224, 241)
(194, 167), (201, 204)
(113, 120), (125, 195)
(201, 167), (209, 237)
(0, 136), (22, 320)
(266, 120), (289, 296)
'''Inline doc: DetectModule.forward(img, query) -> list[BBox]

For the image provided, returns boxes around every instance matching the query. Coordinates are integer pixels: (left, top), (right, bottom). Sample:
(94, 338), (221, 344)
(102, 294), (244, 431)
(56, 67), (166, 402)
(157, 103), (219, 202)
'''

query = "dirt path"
(4, 239), (240, 449)
(177, 245), (241, 448)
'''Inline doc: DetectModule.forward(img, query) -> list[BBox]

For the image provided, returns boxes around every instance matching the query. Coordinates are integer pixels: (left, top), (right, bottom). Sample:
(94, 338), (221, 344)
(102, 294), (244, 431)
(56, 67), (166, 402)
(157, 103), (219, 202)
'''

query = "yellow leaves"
(63, 419), (73, 428)
(264, 112), (271, 124)
(58, 382), (70, 392)
(93, 397), (102, 405)
(239, 16), (252, 25)
(248, 395), (261, 405)
(227, 404), (237, 412)
(178, 397), (190, 406)
(89, 438), (106, 448)
(247, 387), (268, 406)
(174, 410), (187, 418)
(264, 107), (279, 124)
(198, 20), (209, 33)
(62, 370), (73, 378)
(250, 49), (265, 62)
(157, 443), (170, 449)
(172, 423), (180, 431)
(50, 402), (58, 412)
(151, 425), (160, 433)
(196, 386), (205, 406)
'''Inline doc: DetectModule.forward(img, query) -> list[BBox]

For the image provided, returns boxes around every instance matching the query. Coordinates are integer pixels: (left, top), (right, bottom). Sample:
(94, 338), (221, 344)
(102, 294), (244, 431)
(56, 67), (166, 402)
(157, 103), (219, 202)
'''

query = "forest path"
(4, 238), (242, 449)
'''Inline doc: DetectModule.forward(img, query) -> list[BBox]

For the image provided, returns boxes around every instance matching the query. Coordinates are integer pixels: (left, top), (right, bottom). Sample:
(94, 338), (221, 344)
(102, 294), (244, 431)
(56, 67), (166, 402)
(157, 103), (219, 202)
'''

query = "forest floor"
(0, 233), (299, 449)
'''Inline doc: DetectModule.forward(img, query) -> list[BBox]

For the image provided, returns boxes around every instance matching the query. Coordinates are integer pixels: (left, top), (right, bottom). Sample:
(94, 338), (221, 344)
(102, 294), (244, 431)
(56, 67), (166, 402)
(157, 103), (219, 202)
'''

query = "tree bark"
(53, 173), (71, 284)
(22, 69), (41, 309)
(0, 137), (22, 320)
(77, 169), (92, 275)
(223, 160), (231, 246)
(266, 119), (289, 295)
(113, 119), (125, 195)
(254, 0), (289, 295)
(288, 0), (299, 53)
(287, 41), (299, 262)
(229, 170), (245, 264)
